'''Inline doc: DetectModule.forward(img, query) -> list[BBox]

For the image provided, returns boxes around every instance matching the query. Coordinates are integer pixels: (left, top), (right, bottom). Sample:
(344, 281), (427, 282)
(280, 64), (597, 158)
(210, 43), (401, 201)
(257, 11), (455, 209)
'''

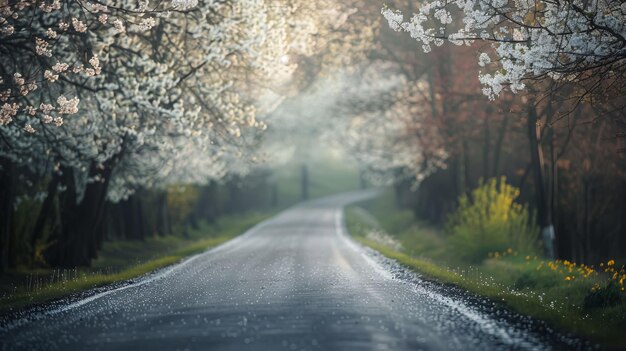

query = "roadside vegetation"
(346, 184), (626, 348)
(0, 154), (358, 313)
(0, 212), (272, 312)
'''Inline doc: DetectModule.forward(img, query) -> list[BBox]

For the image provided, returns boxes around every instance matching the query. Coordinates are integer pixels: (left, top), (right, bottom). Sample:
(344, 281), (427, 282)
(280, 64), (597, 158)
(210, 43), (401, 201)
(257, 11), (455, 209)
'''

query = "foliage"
(0, 0), (378, 271)
(335, 64), (447, 185)
(346, 198), (626, 347)
(382, 0), (626, 101)
(166, 185), (200, 228)
(584, 281), (623, 310)
(446, 178), (539, 263)
(0, 211), (272, 311)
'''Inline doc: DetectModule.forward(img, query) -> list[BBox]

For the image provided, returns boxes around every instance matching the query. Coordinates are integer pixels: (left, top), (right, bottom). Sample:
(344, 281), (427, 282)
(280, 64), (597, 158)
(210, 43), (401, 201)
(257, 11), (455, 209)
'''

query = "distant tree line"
(2, 170), (275, 269)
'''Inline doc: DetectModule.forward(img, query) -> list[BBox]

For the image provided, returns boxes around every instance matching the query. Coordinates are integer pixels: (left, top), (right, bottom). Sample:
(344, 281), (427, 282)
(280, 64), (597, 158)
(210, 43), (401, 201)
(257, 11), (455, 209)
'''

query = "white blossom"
(56, 96), (79, 114)
(40, 103), (54, 114)
(44, 70), (59, 82)
(52, 62), (69, 73)
(58, 21), (69, 31)
(138, 18), (156, 31)
(13, 73), (24, 86)
(71, 18), (87, 33)
(1, 103), (19, 125)
(53, 116), (63, 126)
(35, 38), (51, 56)
(112, 19), (125, 33)
(171, 0), (198, 10)
(25, 106), (37, 116)
(382, 0), (626, 98)
(46, 28), (57, 38)
(478, 52), (491, 67)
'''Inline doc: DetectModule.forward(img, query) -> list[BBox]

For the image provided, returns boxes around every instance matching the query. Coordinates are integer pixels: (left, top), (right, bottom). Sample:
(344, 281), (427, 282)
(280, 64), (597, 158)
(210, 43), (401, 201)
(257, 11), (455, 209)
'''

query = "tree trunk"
(460, 141), (471, 194)
(0, 157), (16, 272)
(270, 183), (278, 207)
(44, 165), (78, 266)
(125, 195), (146, 241)
(46, 162), (113, 267)
(300, 164), (309, 201)
(30, 172), (61, 260)
(527, 105), (555, 259)
(582, 178), (592, 263)
(154, 190), (170, 236)
(427, 69), (438, 119)
(492, 116), (509, 177)
(133, 195), (146, 240)
(79, 163), (112, 263)
(359, 170), (367, 190)
(197, 182), (219, 223)
(483, 113), (490, 179)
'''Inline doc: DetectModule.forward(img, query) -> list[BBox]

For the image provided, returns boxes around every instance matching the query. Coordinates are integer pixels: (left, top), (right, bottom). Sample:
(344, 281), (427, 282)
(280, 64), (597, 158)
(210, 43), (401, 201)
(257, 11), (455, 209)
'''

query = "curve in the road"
(1, 191), (587, 351)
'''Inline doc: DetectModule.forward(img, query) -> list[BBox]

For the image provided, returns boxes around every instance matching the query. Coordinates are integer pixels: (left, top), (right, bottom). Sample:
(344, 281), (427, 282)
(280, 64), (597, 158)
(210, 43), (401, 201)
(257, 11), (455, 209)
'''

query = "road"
(1, 192), (583, 350)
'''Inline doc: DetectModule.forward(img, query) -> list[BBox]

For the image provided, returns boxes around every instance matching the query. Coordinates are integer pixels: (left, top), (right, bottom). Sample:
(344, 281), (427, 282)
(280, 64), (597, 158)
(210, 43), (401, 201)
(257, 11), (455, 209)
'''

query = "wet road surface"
(1, 192), (585, 350)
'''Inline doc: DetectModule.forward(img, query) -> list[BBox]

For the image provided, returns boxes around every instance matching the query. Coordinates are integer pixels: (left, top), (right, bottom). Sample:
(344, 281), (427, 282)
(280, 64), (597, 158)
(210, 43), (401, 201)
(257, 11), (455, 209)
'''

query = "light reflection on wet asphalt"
(1, 192), (590, 350)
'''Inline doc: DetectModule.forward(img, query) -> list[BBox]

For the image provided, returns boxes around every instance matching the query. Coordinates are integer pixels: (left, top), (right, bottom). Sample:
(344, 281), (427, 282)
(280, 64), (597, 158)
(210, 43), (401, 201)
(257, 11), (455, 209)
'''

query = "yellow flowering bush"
(447, 177), (539, 263)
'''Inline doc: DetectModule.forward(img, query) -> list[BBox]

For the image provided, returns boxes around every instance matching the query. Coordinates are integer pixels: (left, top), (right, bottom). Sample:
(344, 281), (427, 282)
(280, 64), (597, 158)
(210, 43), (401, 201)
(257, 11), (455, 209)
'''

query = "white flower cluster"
(71, 17), (87, 33)
(171, 0), (199, 10)
(138, 18), (156, 31)
(0, 0), (120, 135)
(1, 103), (19, 125)
(382, 0), (626, 99)
(57, 96), (79, 115)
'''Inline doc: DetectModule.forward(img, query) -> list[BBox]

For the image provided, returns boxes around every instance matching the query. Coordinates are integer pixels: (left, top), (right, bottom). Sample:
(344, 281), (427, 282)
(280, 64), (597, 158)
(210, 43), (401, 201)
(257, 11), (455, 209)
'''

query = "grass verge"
(345, 197), (626, 349)
(0, 211), (273, 313)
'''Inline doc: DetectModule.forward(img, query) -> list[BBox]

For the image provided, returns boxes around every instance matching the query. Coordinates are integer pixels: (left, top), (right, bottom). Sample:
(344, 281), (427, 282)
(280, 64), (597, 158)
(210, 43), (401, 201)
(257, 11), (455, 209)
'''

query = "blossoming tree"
(382, 0), (626, 101)
(0, 0), (382, 268)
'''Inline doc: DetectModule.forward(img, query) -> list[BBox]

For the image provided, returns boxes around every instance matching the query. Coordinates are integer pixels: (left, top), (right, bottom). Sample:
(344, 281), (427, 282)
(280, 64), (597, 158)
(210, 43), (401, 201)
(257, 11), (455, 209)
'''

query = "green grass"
(346, 192), (626, 348)
(0, 211), (273, 312)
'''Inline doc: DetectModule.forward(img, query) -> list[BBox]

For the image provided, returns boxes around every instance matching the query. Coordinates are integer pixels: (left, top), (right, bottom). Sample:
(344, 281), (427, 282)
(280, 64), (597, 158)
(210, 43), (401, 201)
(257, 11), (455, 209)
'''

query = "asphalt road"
(1, 192), (584, 350)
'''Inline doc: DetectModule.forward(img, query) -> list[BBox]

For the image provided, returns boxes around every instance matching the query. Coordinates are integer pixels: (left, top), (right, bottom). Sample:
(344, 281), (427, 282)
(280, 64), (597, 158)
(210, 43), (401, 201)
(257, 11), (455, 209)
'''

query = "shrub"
(514, 270), (559, 290)
(447, 177), (539, 263)
(584, 281), (622, 310)
(167, 185), (199, 226)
